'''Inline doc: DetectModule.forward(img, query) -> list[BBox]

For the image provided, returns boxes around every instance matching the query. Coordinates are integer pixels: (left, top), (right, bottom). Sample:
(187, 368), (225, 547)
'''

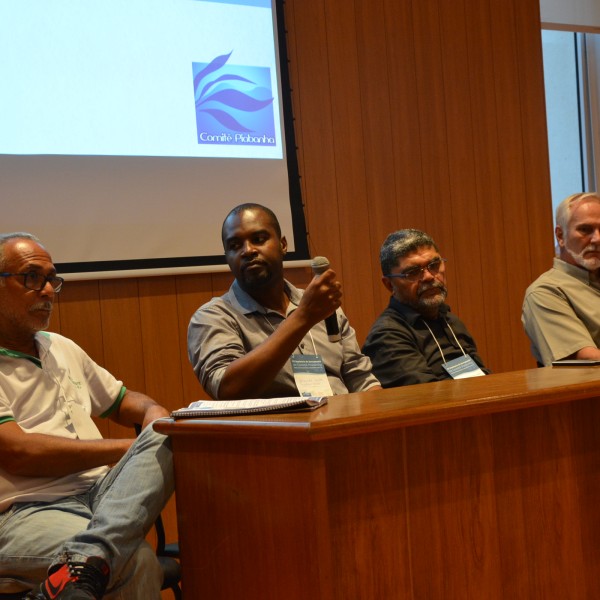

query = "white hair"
(555, 192), (600, 232)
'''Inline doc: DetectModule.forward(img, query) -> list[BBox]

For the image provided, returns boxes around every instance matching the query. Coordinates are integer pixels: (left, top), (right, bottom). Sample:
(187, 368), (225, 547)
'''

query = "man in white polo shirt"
(0, 233), (173, 600)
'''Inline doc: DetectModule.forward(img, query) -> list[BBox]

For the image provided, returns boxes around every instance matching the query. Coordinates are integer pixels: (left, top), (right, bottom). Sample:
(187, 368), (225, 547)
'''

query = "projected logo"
(193, 52), (276, 147)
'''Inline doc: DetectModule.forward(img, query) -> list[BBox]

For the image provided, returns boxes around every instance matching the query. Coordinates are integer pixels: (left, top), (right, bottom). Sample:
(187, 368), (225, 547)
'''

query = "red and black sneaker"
(27, 556), (109, 600)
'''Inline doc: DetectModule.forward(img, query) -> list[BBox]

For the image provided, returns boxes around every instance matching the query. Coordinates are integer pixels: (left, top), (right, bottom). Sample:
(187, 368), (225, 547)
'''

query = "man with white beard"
(522, 192), (600, 366)
(363, 229), (489, 387)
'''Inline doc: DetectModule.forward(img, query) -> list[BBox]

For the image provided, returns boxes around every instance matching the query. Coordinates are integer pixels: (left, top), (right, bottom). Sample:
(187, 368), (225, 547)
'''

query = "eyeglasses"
(385, 258), (447, 282)
(0, 271), (65, 292)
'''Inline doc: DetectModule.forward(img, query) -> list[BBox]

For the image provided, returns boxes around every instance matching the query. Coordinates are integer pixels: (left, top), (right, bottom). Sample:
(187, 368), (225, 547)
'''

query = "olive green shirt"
(522, 257), (600, 365)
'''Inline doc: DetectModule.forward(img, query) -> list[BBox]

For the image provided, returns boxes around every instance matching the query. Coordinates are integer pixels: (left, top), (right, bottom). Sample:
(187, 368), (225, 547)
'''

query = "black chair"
(154, 505), (181, 561)
(155, 512), (182, 600)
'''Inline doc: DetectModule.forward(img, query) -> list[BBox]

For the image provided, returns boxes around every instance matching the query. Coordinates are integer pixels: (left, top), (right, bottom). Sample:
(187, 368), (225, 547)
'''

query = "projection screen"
(0, 0), (308, 279)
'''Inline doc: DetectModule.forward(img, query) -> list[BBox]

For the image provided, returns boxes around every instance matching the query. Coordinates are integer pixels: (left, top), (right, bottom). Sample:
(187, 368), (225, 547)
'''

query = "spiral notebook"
(171, 396), (328, 419)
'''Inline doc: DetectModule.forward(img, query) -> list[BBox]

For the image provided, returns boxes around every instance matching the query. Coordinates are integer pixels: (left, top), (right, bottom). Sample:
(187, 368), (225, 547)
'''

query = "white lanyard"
(421, 318), (466, 364)
(262, 311), (317, 355)
(263, 311), (332, 396)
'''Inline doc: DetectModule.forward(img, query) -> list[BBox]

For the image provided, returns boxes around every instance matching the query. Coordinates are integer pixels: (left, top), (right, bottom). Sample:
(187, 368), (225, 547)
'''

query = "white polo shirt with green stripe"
(0, 332), (125, 512)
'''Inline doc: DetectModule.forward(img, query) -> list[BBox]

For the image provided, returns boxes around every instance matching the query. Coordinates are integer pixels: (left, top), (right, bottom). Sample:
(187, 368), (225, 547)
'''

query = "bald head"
(0, 232), (42, 271)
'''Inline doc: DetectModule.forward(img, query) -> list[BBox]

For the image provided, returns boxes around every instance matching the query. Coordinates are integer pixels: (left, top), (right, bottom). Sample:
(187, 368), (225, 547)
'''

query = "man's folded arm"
(523, 287), (598, 364)
(0, 420), (132, 478)
(217, 307), (323, 399)
(111, 390), (170, 429)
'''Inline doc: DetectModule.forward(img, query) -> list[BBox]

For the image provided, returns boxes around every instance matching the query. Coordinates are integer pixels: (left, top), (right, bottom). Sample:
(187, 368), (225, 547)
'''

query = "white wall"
(541, 0), (600, 31)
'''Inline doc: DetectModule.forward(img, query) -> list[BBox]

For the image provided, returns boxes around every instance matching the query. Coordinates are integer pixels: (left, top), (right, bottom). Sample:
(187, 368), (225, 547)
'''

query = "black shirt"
(362, 297), (489, 388)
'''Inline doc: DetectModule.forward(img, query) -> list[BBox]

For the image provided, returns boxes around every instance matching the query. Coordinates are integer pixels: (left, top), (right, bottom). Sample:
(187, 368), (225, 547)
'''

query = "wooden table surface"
(156, 367), (600, 599)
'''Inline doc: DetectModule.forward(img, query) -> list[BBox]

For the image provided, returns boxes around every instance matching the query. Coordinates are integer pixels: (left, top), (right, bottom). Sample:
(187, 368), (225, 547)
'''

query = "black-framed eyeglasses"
(0, 271), (65, 292)
(385, 258), (447, 282)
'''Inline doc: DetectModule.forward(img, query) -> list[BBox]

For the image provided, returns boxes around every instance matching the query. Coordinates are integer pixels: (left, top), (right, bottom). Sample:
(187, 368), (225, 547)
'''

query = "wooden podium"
(155, 367), (600, 599)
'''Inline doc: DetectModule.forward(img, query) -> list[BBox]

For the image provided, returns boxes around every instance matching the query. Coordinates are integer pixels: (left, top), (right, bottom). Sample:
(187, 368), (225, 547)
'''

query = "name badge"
(291, 354), (334, 397)
(442, 355), (486, 379)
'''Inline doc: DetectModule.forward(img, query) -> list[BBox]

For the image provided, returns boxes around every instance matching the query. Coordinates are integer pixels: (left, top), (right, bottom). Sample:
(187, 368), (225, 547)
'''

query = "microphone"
(310, 256), (342, 343)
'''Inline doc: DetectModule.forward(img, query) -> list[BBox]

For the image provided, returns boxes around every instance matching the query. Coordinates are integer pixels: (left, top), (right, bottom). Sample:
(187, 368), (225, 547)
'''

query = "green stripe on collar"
(0, 347), (42, 368)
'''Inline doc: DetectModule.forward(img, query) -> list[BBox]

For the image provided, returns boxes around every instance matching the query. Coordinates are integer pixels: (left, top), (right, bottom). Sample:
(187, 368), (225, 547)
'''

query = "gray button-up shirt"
(187, 279), (380, 399)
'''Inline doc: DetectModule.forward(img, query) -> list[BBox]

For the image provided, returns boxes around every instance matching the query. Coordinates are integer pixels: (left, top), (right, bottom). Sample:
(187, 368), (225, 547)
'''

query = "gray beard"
(416, 282), (448, 311)
(565, 244), (600, 271)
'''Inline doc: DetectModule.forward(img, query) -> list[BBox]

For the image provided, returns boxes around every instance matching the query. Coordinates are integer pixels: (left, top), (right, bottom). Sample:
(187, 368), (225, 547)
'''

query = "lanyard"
(421, 318), (466, 364)
(262, 312), (317, 355)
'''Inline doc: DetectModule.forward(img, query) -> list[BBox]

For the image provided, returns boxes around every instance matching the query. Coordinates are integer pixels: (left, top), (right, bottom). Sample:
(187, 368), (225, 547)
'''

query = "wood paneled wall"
(284, 0), (553, 373)
(44, 0), (553, 560)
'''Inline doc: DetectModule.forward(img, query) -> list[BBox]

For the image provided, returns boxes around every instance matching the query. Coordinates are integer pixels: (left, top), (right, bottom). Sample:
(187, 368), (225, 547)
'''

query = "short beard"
(565, 244), (600, 271)
(239, 266), (273, 292)
(29, 301), (53, 331)
(416, 281), (448, 311)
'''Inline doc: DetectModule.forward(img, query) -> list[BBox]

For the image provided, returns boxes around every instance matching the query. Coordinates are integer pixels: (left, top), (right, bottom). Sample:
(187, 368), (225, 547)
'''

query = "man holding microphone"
(187, 203), (380, 399)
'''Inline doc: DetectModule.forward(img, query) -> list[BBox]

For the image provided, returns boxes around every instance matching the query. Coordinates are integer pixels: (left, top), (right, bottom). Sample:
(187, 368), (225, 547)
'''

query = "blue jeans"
(0, 424), (174, 599)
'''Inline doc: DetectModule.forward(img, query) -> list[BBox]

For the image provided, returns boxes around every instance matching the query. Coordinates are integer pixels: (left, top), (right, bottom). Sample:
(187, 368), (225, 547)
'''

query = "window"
(542, 30), (600, 218)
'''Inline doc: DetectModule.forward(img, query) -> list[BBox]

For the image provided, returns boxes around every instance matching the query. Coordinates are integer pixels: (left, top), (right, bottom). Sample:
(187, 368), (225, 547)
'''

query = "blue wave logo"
(193, 52), (276, 146)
